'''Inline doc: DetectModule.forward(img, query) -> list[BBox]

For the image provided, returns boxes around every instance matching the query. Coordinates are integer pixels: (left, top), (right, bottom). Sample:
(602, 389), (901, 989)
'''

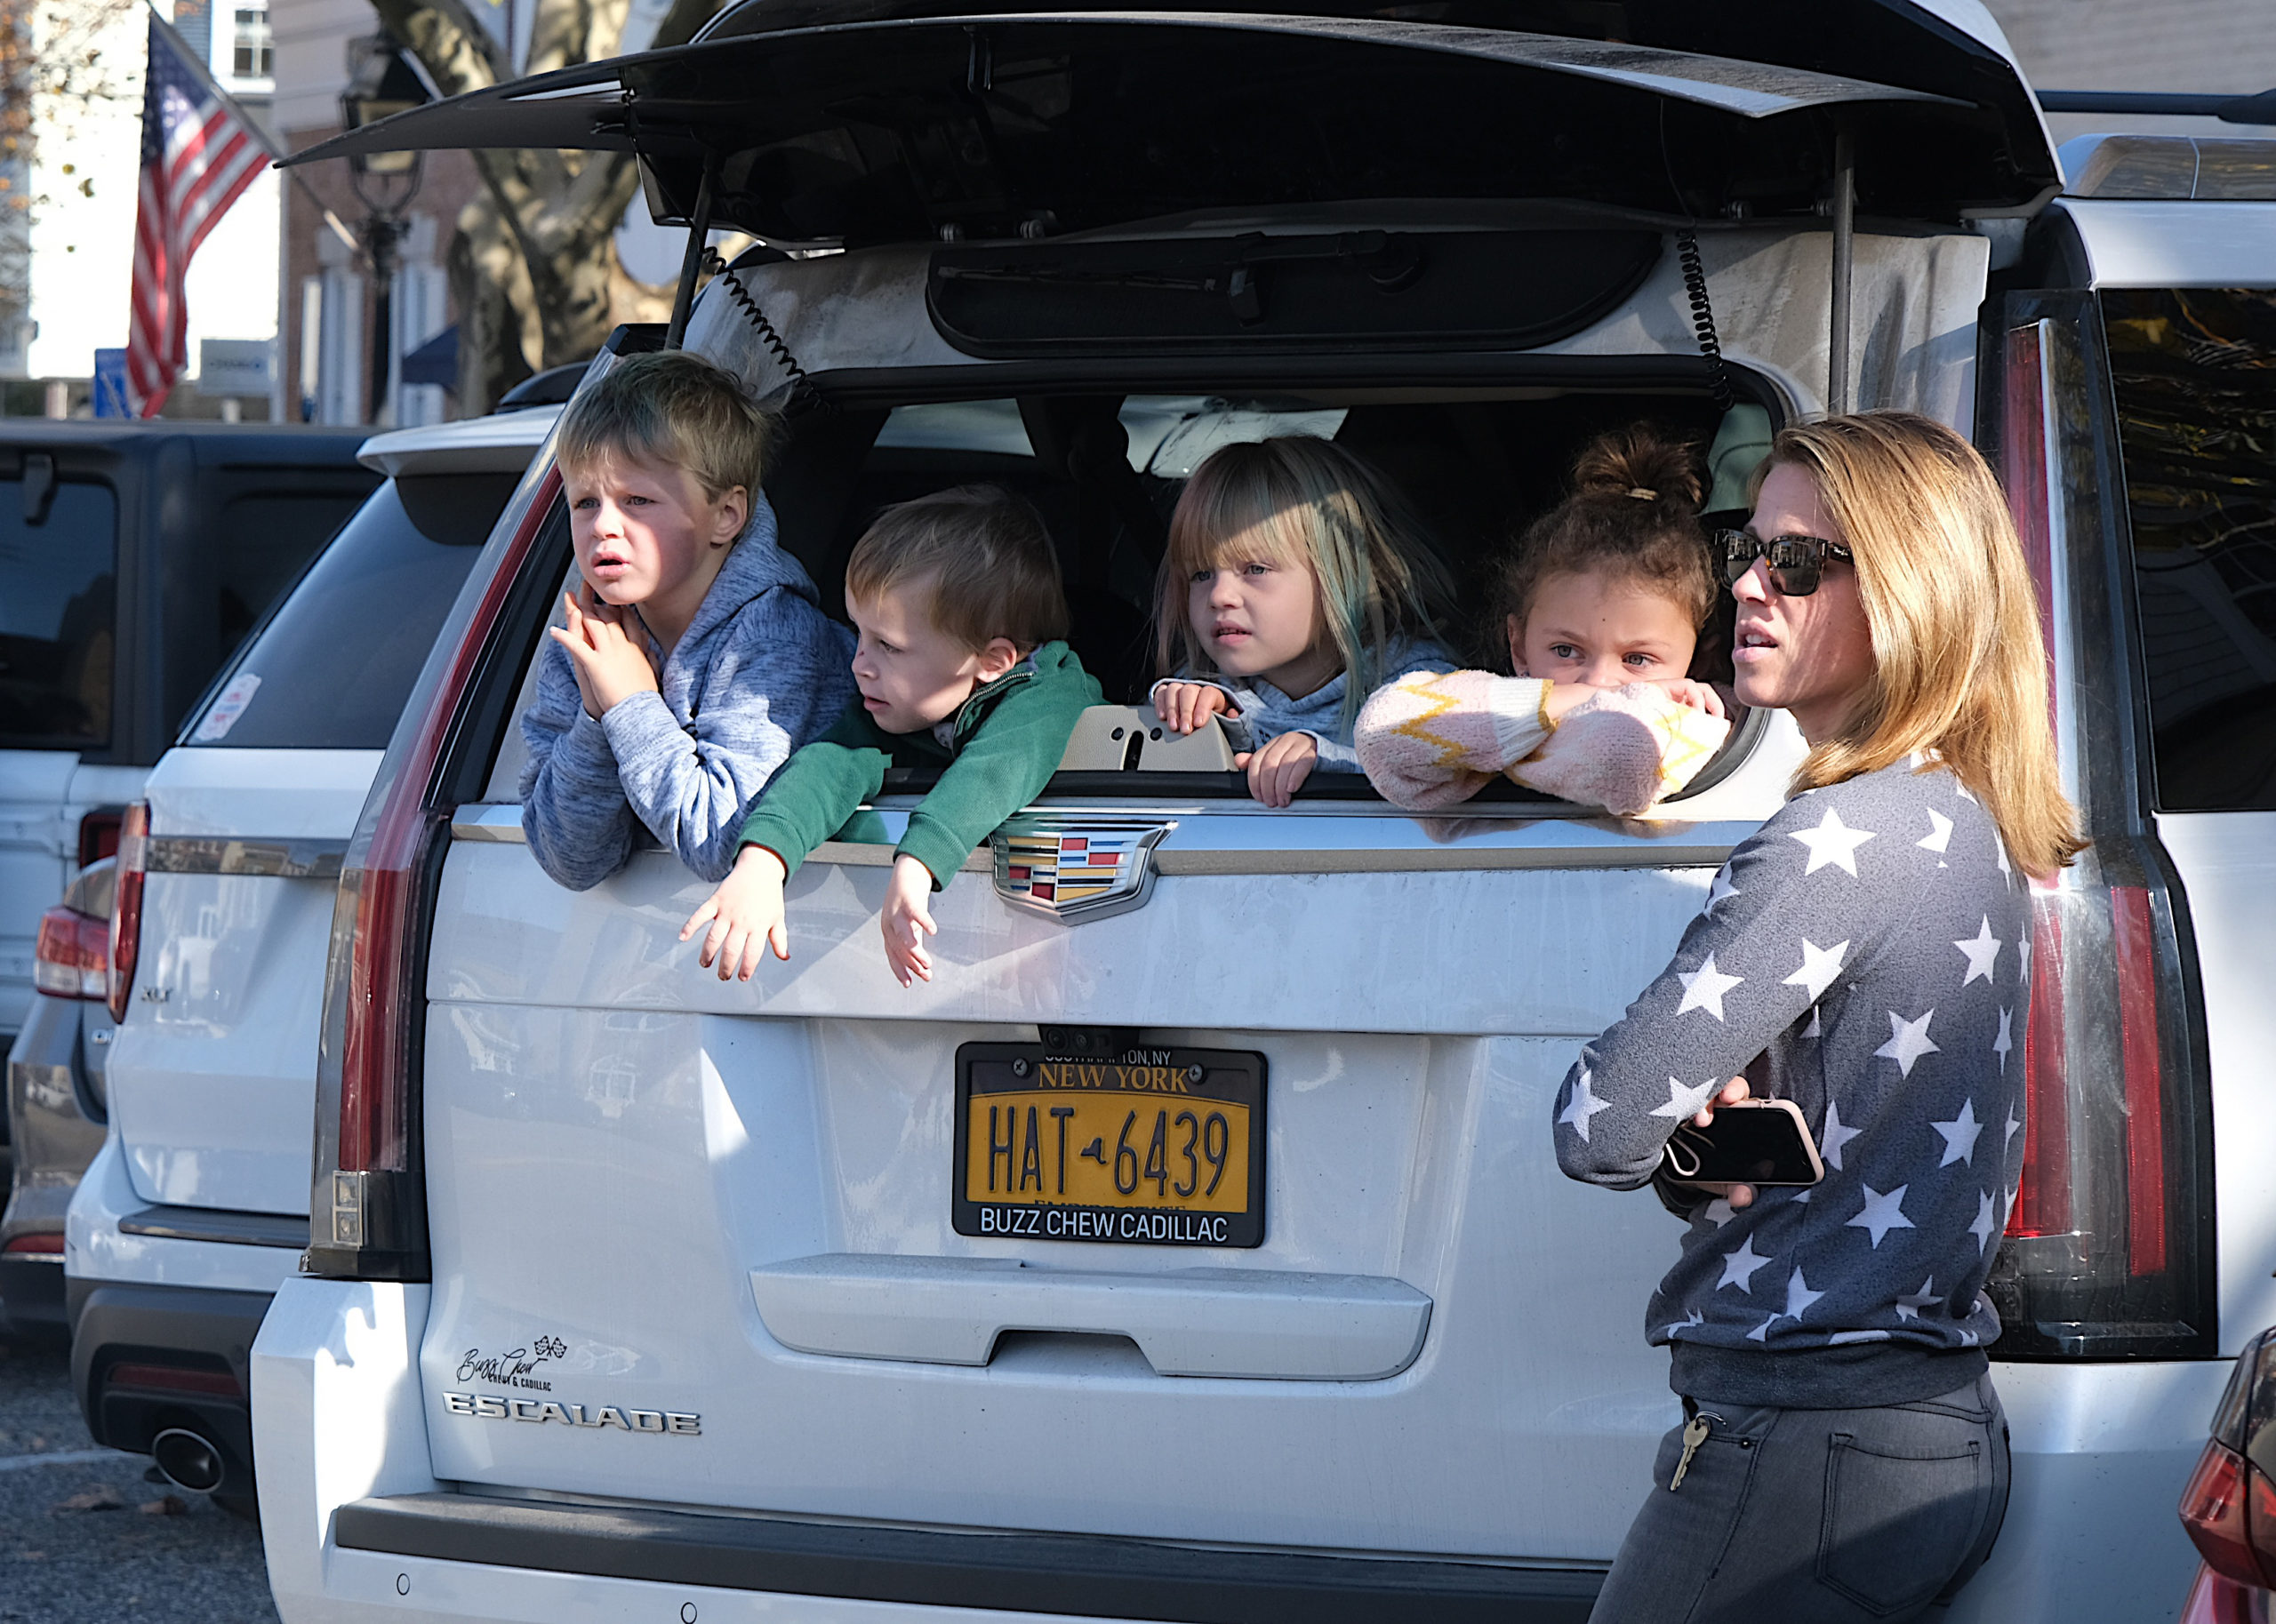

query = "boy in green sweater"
(683, 485), (1102, 986)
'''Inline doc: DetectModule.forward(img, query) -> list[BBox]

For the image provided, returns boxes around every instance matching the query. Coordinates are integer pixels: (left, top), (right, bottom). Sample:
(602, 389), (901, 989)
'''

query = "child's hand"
(549, 588), (661, 717)
(1235, 730), (1319, 807)
(681, 846), (790, 981)
(880, 853), (938, 987)
(1155, 682), (1237, 735)
(1653, 679), (1728, 718)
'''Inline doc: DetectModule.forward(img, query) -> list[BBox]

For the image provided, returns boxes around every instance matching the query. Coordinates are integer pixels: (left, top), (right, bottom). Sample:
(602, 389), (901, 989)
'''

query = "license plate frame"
(951, 1041), (1267, 1248)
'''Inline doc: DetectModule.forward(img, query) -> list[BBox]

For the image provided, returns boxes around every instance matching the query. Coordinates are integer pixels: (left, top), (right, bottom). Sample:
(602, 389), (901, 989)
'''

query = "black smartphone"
(1661, 1099), (1824, 1187)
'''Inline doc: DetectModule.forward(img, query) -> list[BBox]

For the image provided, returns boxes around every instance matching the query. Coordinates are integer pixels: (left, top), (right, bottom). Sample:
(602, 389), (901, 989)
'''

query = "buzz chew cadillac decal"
(446, 1337), (699, 1435)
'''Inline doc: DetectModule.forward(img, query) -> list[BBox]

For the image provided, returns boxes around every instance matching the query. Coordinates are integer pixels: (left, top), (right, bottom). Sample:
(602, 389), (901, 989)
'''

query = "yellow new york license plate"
(952, 1042), (1266, 1247)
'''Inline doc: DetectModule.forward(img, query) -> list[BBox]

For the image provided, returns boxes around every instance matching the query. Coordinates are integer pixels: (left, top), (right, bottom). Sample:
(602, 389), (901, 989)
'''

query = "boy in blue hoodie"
(519, 351), (854, 887)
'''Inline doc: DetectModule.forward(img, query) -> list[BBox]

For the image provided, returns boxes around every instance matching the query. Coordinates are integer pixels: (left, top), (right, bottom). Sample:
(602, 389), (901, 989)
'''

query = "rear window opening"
(766, 382), (1751, 804)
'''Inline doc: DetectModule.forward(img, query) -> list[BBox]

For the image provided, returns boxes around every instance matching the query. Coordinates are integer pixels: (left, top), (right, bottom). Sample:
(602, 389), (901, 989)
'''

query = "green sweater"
(735, 641), (1102, 889)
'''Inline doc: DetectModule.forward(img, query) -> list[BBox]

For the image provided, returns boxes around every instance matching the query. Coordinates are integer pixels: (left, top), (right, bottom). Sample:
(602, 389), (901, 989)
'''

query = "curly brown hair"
(1487, 427), (1719, 674)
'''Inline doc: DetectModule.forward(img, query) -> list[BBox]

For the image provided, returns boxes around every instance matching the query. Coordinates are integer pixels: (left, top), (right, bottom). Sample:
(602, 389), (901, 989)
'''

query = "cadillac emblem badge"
(990, 816), (1174, 923)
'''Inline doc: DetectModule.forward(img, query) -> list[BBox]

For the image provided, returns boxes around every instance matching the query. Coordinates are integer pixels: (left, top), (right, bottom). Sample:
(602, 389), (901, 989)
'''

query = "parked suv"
(254, 7), (2267, 1621)
(0, 422), (375, 1049)
(62, 407), (554, 1511)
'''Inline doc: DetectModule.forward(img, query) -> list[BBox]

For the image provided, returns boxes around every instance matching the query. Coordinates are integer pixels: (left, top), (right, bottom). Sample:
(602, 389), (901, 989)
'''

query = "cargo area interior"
(487, 379), (1758, 803)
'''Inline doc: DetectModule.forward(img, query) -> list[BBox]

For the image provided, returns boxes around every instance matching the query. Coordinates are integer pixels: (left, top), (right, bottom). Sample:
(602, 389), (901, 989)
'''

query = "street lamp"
(340, 36), (428, 423)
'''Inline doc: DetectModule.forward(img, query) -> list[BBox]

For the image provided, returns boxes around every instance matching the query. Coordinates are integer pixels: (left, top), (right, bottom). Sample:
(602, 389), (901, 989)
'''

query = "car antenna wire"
(1660, 105), (1735, 417)
(701, 248), (825, 414)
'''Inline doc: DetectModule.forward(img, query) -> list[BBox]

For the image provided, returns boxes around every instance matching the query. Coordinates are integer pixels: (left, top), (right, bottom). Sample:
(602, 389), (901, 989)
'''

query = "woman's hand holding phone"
(1673, 1076), (1758, 1209)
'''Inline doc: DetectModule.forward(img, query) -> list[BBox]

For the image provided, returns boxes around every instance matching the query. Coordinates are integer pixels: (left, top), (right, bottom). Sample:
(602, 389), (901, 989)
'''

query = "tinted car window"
(2105, 288), (2276, 810)
(0, 480), (118, 748)
(185, 472), (518, 750)
(216, 492), (368, 658)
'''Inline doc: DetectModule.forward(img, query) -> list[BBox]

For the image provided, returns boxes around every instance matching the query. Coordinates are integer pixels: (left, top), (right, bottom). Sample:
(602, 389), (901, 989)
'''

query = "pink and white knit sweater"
(1354, 670), (1733, 815)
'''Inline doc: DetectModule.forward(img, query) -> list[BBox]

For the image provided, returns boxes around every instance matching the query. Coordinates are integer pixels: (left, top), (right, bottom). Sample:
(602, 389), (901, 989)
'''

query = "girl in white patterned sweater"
(1355, 428), (1733, 816)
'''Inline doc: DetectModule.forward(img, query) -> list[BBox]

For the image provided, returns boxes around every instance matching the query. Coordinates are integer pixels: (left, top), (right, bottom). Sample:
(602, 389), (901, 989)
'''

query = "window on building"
(232, 4), (272, 78)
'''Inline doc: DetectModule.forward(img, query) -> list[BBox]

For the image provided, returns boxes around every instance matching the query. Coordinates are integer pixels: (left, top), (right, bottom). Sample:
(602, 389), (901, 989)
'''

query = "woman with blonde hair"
(1552, 412), (2080, 1621)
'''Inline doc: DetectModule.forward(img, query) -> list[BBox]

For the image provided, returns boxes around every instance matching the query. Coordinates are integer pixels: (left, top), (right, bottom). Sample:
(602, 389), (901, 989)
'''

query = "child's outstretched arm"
(682, 845), (791, 981)
(893, 661), (1105, 910)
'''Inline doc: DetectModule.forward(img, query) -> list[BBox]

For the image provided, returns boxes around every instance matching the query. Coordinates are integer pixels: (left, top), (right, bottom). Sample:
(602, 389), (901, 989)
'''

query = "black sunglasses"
(1714, 529), (1855, 597)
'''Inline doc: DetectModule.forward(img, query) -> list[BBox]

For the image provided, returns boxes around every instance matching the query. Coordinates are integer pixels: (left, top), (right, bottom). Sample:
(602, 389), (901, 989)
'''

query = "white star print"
(1802, 1006), (1823, 1039)
(2018, 934), (2032, 989)
(1676, 953), (1745, 1021)
(1704, 865), (1740, 914)
(1782, 1268), (1825, 1320)
(1918, 808), (1953, 854)
(1992, 1007), (2013, 1074)
(1894, 1278), (1943, 1321)
(1847, 1182), (1917, 1248)
(1955, 780), (1976, 804)
(1994, 836), (2010, 876)
(1969, 1189), (2001, 1252)
(1745, 1313), (1780, 1343)
(1954, 917), (2003, 986)
(1663, 1307), (1704, 1340)
(1819, 1098), (1863, 1171)
(2004, 1106), (2023, 1154)
(1649, 1075), (1723, 1120)
(1828, 1329), (1892, 1345)
(1790, 807), (1877, 876)
(1931, 1099), (1983, 1168)
(1875, 1009), (1941, 1077)
(1783, 938), (1850, 1003)
(1559, 1069), (1615, 1142)
(1717, 1236), (1774, 1292)
(1701, 1198), (1737, 1228)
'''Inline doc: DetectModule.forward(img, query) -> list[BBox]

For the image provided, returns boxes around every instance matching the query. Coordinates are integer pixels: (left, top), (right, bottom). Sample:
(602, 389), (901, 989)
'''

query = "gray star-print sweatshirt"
(1552, 756), (2032, 1408)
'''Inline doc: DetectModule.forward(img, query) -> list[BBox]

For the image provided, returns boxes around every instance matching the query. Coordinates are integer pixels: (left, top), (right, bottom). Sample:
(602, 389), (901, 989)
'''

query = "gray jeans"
(1589, 1374), (2010, 1623)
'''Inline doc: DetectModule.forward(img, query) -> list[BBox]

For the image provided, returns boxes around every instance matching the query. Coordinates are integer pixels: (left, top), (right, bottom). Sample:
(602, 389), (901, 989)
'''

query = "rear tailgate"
(417, 803), (1774, 1560)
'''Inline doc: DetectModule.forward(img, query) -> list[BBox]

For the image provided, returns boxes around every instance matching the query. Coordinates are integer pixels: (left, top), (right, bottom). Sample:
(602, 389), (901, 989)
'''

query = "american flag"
(126, 17), (268, 417)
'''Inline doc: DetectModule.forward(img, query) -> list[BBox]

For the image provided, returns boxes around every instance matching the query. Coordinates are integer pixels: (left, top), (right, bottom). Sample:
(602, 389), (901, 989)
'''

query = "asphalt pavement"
(0, 1333), (278, 1624)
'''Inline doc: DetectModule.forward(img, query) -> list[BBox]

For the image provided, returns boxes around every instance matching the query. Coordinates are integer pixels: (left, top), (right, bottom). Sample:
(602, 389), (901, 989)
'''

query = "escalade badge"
(991, 816), (1174, 923)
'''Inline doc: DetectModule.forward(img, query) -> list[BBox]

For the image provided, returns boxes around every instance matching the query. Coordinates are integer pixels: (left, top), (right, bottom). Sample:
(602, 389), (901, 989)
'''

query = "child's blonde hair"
(1765, 411), (2083, 878)
(557, 351), (775, 502)
(845, 485), (1069, 652)
(1491, 427), (1719, 671)
(1154, 436), (1453, 729)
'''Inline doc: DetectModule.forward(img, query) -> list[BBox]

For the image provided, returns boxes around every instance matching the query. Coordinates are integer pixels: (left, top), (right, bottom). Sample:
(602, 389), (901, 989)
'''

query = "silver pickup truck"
(240, 4), (2274, 1620)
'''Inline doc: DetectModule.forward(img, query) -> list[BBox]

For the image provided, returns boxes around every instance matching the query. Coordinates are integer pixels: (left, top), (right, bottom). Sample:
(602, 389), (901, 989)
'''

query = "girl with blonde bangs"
(1767, 412), (2085, 879)
(1151, 436), (1457, 805)
(1556, 410), (2073, 1621)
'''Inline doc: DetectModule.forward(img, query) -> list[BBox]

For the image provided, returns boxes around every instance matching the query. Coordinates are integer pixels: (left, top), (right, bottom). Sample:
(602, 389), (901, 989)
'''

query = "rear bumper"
(334, 1492), (1599, 1622)
(68, 1278), (269, 1497)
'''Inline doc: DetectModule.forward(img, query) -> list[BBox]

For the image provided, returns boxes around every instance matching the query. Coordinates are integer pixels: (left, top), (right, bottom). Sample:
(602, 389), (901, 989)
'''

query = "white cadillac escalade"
(232, 4), (2276, 1620)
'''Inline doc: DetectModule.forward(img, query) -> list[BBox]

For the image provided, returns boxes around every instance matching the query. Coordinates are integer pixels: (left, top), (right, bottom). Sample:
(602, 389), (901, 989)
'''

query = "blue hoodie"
(518, 494), (855, 888)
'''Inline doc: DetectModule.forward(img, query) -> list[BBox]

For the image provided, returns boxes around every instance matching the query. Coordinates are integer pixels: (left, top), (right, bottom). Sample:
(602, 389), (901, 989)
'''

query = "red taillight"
(2, 1232), (65, 1255)
(312, 463), (562, 1271)
(2183, 1442), (2276, 1590)
(1990, 310), (2212, 1359)
(33, 905), (108, 1000)
(2182, 1564), (2276, 1624)
(107, 801), (148, 1022)
(2009, 900), (2069, 1239)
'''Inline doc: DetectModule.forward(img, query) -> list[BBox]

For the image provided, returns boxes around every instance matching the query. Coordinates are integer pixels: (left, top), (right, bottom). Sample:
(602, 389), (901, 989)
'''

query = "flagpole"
(140, 0), (358, 252)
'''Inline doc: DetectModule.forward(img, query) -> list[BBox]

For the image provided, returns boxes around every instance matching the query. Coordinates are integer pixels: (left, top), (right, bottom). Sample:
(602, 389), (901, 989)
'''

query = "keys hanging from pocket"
(1670, 1414), (1712, 1491)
